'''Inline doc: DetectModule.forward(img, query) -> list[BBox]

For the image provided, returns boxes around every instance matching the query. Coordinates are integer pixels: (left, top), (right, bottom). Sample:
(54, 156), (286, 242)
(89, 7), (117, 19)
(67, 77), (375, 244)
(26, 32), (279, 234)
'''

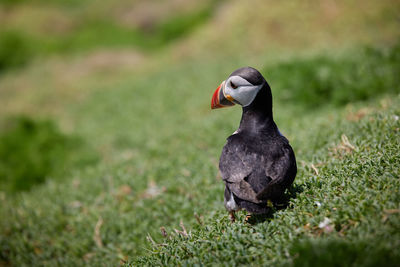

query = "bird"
(211, 67), (297, 222)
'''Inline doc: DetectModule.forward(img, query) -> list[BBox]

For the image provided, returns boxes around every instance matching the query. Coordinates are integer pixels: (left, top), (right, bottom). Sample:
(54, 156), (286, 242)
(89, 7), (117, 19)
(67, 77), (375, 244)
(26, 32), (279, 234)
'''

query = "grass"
(131, 96), (400, 266)
(0, 116), (98, 192)
(2, 0), (399, 73)
(1, 1), (399, 265)
(0, 43), (399, 265)
(264, 42), (400, 108)
(0, 0), (220, 72)
(0, 31), (32, 72)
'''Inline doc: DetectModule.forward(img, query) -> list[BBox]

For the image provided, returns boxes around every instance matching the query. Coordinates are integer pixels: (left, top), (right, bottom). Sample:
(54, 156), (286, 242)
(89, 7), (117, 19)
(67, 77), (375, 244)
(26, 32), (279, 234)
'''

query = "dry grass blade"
(311, 164), (319, 175)
(160, 226), (168, 238)
(174, 220), (188, 237)
(341, 134), (356, 151)
(194, 213), (203, 225)
(94, 217), (104, 248)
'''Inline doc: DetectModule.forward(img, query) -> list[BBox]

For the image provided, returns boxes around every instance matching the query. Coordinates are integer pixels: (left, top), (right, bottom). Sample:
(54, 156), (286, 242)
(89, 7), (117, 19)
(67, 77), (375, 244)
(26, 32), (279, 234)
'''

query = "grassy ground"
(1, 47), (399, 266)
(132, 95), (400, 266)
(0, 0), (400, 266)
(0, 0), (219, 72)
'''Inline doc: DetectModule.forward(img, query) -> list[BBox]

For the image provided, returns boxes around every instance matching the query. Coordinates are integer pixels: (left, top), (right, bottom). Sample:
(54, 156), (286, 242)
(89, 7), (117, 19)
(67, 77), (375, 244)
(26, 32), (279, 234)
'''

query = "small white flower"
(318, 217), (331, 228)
(318, 217), (334, 233)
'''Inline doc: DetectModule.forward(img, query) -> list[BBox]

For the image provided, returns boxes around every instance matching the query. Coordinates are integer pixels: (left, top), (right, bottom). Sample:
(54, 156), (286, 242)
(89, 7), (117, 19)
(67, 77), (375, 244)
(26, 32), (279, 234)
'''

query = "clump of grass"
(0, 31), (33, 72)
(0, 116), (97, 192)
(0, 0), (220, 64)
(147, 3), (217, 47)
(68, 1), (218, 51)
(265, 42), (400, 108)
(290, 238), (399, 267)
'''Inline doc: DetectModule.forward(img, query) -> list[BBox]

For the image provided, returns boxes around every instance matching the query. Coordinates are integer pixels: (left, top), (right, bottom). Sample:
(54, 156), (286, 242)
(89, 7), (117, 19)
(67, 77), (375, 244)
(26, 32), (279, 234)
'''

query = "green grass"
(0, 116), (98, 192)
(1, 0), (399, 265)
(0, 0), (220, 72)
(289, 238), (399, 267)
(265, 42), (400, 108)
(0, 42), (399, 266)
(0, 31), (33, 72)
(131, 96), (400, 266)
(36, 3), (217, 54)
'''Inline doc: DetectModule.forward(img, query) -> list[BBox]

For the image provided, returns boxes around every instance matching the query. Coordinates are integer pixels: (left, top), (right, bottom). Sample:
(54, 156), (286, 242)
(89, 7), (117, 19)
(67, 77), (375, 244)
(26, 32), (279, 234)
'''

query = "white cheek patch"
(223, 76), (263, 107)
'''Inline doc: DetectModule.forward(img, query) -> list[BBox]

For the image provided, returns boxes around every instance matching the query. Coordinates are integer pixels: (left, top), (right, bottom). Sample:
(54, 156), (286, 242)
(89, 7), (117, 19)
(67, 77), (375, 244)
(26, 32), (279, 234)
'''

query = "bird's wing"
(256, 143), (297, 200)
(219, 136), (263, 203)
(219, 138), (252, 183)
(219, 136), (296, 203)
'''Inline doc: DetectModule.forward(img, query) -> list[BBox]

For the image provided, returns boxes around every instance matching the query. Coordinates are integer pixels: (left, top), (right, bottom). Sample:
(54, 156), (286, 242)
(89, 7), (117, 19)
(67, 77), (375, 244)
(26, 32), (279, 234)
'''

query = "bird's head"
(211, 67), (266, 109)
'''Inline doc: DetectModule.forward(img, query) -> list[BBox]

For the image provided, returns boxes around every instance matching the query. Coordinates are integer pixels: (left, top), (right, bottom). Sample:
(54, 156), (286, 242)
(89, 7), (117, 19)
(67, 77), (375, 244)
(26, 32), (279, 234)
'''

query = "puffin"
(211, 67), (297, 222)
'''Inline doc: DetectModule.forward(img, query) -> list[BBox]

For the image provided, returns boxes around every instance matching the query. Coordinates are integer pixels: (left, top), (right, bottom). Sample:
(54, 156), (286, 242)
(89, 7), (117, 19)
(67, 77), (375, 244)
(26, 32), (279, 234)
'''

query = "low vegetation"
(0, 0), (220, 72)
(0, 116), (97, 192)
(266, 42), (400, 108)
(132, 95), (400, 266)
(0, 31), (32, 71)
(0, 0), (399, 266)
(1, 43), (399, 265)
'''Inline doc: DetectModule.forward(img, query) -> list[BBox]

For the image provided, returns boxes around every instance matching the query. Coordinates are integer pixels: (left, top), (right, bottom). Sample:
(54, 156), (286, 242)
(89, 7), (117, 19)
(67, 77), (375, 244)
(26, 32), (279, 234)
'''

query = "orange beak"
(211, 81), (235, 109)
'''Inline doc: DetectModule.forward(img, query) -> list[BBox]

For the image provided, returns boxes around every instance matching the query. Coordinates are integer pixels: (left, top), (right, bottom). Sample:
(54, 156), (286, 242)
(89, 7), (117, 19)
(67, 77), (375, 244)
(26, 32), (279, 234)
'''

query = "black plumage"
(216, 67), (297, 219)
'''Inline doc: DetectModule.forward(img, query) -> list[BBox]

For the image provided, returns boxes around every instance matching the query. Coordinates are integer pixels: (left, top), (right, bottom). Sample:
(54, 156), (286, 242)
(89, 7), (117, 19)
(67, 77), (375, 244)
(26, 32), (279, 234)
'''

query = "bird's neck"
(237, 86), (276, 134)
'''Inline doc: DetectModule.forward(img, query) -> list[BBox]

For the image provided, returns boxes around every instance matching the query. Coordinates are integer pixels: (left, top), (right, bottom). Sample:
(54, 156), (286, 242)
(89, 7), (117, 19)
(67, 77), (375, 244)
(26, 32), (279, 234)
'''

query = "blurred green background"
(0, 0), (399, 266)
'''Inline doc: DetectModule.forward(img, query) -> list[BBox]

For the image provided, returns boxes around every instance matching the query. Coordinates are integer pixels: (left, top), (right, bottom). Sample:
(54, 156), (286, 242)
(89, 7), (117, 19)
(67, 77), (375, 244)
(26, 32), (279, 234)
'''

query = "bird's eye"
(230, 81), (238, 89)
